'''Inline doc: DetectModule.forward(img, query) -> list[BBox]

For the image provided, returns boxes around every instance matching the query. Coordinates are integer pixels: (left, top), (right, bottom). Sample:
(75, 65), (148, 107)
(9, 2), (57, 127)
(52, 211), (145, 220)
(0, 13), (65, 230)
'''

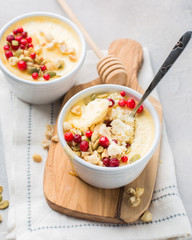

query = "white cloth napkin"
(0, 49), (191, 240)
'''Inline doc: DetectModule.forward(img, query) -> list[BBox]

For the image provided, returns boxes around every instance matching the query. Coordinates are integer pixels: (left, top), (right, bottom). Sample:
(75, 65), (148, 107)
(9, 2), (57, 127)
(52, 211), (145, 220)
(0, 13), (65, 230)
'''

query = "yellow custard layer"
(64, 92), (155, 167)
(0, 16), (82, 81)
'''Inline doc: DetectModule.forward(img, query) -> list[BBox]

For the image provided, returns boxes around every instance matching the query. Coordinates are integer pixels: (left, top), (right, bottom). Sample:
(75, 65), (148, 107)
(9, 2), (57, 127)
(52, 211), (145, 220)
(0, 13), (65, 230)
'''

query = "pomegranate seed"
(73, 134), (82, 143)
(30, 53), (36, 59)
(20, 44), (25, 49)
(64, 132), (73, 142)
(80, 140), (89, 151)
(43, 73), (50, 81)
(121, 156), (128, 162)
(5, 51), (13, 59)
(3, 45), (10, 51)
(127, 98), (136, 108)
(40, 65), (47, 71)
(112, 139), (118, 144)
(108, 98), (115, 107)
(102, 157), (110, 167)
(6, 35), (15, 43)
(15, 36), (23, 42)
(85, 131), (93, 138)
(12, 45), (19, 51)
(20, 38), (27, 45)
(17, 27), (23, 33)
(13, 29), (18, 35)
(126, 143), (131, 148)
(109, 158), (120, 167)
(27, 43), (33, 48)
(118, 99), (126, 107)
(32, 72), (39, 80)
(137, 105), (144, 113)
(17, 61), (27, 71)
(26, 36), (32, 43)
(120, 91), (126, 97)
(105, 120), (112, 127)
(21, 31), (28, 38)
(99, 136), (110, 148)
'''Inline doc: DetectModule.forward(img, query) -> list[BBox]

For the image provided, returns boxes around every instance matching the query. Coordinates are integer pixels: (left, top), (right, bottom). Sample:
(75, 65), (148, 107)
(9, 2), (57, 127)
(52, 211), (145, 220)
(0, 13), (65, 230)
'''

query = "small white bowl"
(57, 84), (161, 189)
(0, 12), (86, 104)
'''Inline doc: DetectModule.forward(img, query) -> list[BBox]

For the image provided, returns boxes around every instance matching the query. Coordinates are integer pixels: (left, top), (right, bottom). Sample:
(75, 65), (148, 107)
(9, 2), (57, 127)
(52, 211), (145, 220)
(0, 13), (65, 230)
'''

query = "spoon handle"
(130, 31), (192, 117)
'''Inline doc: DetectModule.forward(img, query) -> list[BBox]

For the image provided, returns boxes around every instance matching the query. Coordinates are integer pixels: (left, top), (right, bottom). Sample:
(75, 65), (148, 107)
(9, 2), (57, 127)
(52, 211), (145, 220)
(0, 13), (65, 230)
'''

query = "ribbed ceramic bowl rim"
(0, 12), (86, 86)
(58, 84), (161, 172)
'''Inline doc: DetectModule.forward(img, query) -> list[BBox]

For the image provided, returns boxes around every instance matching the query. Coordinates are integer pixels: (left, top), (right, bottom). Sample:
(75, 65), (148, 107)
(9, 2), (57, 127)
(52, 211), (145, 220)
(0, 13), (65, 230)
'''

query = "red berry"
(80, 140), (89, 151)
(99, 136), (110, 148)
(17, 27), (23, 33)
(20, 44), (25, 49)
(15, 35), (23, 42)
(73, 134), (82, 143)
(64, 132), (73, 142)
(13, 29), (18, 35)
(32, 72), (39, 80)
(121, 156), (128, 162)
(120, 91), (126, 97)
(27, 43), (33, 48)
(126, 143), (131, 148)
(43, 73), (50, 81)
(137, 105), (144, 113)
(17, 61), (27, 71)
(6, 35), (15, 43)
(85, 131), (92, 138)
(102, 157), (110, 167)
(108, 98), (115, 107)
(112, 139), (118, 144)
(3, 45), (10, 51)
(127, 98), (136, 108)
(26, 36), (32, 43)
(21, 31), (28, 38)
(30, 53), (36, 59)
(109, 158), (119, 167)
(40, 65), (47, 71)
(20, 38), (27, 45)
(118, 99), (126, 107)
(12, 45), (19, 51)
(5, 51), (13, 59)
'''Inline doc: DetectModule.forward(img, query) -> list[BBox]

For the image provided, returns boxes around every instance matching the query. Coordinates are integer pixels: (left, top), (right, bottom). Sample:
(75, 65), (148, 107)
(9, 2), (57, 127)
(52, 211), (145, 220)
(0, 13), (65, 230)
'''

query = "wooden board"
(43, 39), (163, 224)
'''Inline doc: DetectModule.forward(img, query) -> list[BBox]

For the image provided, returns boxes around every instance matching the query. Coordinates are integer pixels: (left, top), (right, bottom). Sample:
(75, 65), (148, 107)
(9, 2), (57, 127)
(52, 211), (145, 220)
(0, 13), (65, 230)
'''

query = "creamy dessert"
(0, 16), (81, 81)
(63, 91), (155, 167)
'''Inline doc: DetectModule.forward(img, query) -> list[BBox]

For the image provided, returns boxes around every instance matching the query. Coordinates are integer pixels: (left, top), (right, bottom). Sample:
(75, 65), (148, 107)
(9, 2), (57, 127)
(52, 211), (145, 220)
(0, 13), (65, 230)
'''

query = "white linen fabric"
(0, 49), (191, 240)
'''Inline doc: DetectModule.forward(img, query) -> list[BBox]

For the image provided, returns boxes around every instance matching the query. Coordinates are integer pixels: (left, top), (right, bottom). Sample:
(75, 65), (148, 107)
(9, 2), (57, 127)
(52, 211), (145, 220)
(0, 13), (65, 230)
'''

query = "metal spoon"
(130, 31), (191, 117)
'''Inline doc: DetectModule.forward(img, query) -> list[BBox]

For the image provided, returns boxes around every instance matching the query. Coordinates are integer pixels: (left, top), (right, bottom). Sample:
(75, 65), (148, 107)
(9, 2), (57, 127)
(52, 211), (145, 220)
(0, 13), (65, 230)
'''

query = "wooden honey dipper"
(57, 0), (128, 85)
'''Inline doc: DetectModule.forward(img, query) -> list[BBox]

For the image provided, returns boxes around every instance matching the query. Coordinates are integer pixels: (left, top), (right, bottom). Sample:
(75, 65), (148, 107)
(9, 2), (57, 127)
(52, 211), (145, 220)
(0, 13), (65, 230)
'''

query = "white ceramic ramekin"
(0, 12), (86, 104)
(58, 84), (161, 189)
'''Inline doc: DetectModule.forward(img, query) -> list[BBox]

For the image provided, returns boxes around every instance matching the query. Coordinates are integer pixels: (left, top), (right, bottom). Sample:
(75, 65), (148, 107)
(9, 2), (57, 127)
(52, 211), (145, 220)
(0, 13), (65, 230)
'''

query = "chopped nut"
(0, 200), (9, 210)
(45, 62), (54, 71)
(89, 141), (93, 154)
(136, 187), (144, 197)
(84, 155), (99, 165)
(73, 151), (81, 157)
(45, 124), (53, 140)
(129, 196), (141, 207)
(69, 54), (77, 62)
(129, 154), (140, 163)
(52, 59), (65, 69)
(91, 130), (100, 142)
(92, 139), (100, 151)
(97, 146), (104, 153)
(44, 32), (54, 42)
(46, 42), (57, 50)
(140, 211), (152, 222)
(68, 170), (78, 177)
(33, 153), (42, 163)
(72, 145), (80, 151)
(0, 195), (2, 202)
(67, 47), (76, 55)
(98, 160), (103, 166)
(101, 149), (109, 158)
(24, 50), (29, 56)
(0, 214), (2, 222)
(81, 151), (91, 157)
(35, 57), (44, 64)
(126, 187), (136, 196)
(14, 49), (22, 57)
(51, 134), (59, 143)
(82, 136), (89, 141)
(63, 122), (72, 132)
(70, 105), (81, 116)
(59, 44), (67, 54)
(34, 44), (43, 54)
(9, 57), (19, 66)
(41, 139), (50, 149)
(0, 186), (3, 194)
(26, 62), (34, 67)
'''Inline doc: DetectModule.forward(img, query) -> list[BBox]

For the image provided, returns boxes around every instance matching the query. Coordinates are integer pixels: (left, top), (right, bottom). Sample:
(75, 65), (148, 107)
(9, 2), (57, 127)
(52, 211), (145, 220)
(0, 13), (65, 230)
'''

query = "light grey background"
(0, 0), (191, 231)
